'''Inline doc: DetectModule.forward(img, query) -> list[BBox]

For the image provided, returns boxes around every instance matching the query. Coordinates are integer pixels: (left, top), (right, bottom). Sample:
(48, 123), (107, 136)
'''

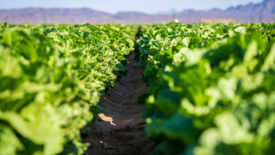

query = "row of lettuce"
(136, 23), (275, 155)
(0, 23), (138, 155)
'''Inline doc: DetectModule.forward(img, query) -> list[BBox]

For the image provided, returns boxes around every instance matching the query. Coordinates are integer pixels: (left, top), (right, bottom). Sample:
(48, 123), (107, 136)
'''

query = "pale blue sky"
(0, 0), (263, 14)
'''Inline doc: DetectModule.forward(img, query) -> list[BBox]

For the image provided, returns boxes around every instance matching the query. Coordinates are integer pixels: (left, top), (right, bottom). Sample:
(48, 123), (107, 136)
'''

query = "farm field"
(1, 22), (275, 155)
(136, 23), (275, 155)
(0, 23), (139, 155)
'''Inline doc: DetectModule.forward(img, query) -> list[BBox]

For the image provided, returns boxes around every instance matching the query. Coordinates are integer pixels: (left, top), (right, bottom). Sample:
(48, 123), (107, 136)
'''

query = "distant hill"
(177, 0), (275, 19)
(0, 8), (113, 24)
(0, 0), (274, 24)
(176, 0), (275, 23)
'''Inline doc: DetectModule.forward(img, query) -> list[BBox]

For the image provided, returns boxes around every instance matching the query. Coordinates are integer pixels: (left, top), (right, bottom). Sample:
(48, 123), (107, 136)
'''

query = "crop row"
(0, 23), (138, 155)
(136, 23), (275, 155)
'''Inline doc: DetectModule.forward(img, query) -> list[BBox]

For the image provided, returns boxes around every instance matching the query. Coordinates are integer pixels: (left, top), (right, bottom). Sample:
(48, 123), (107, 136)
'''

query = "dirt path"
(84, 52), (155, 155)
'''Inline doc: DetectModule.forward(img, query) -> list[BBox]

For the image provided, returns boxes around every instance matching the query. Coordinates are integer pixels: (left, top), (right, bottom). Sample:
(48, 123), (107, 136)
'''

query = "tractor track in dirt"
(84, 30), (155, 155)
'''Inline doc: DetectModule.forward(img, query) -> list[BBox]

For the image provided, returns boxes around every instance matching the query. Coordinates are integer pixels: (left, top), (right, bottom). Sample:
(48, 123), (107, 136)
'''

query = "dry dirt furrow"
(84, 52), (155, 155)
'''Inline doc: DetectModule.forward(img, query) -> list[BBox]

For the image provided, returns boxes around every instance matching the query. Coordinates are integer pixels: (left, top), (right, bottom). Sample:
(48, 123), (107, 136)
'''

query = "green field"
(136, 23), (275, 155)
(1, 22), (275, 155)
(0, 23), (138, 155)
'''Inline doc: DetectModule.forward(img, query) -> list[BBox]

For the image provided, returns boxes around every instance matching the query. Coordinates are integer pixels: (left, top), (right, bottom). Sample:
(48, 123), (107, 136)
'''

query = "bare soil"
(84, 52), (155, 155)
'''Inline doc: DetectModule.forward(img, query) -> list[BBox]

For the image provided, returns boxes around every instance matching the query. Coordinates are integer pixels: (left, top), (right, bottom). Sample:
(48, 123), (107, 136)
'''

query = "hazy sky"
(1, 0), (264, 14)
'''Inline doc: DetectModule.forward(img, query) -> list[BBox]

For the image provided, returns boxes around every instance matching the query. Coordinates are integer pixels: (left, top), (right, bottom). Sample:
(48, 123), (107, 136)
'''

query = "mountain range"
(0, 0), (274, 24)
